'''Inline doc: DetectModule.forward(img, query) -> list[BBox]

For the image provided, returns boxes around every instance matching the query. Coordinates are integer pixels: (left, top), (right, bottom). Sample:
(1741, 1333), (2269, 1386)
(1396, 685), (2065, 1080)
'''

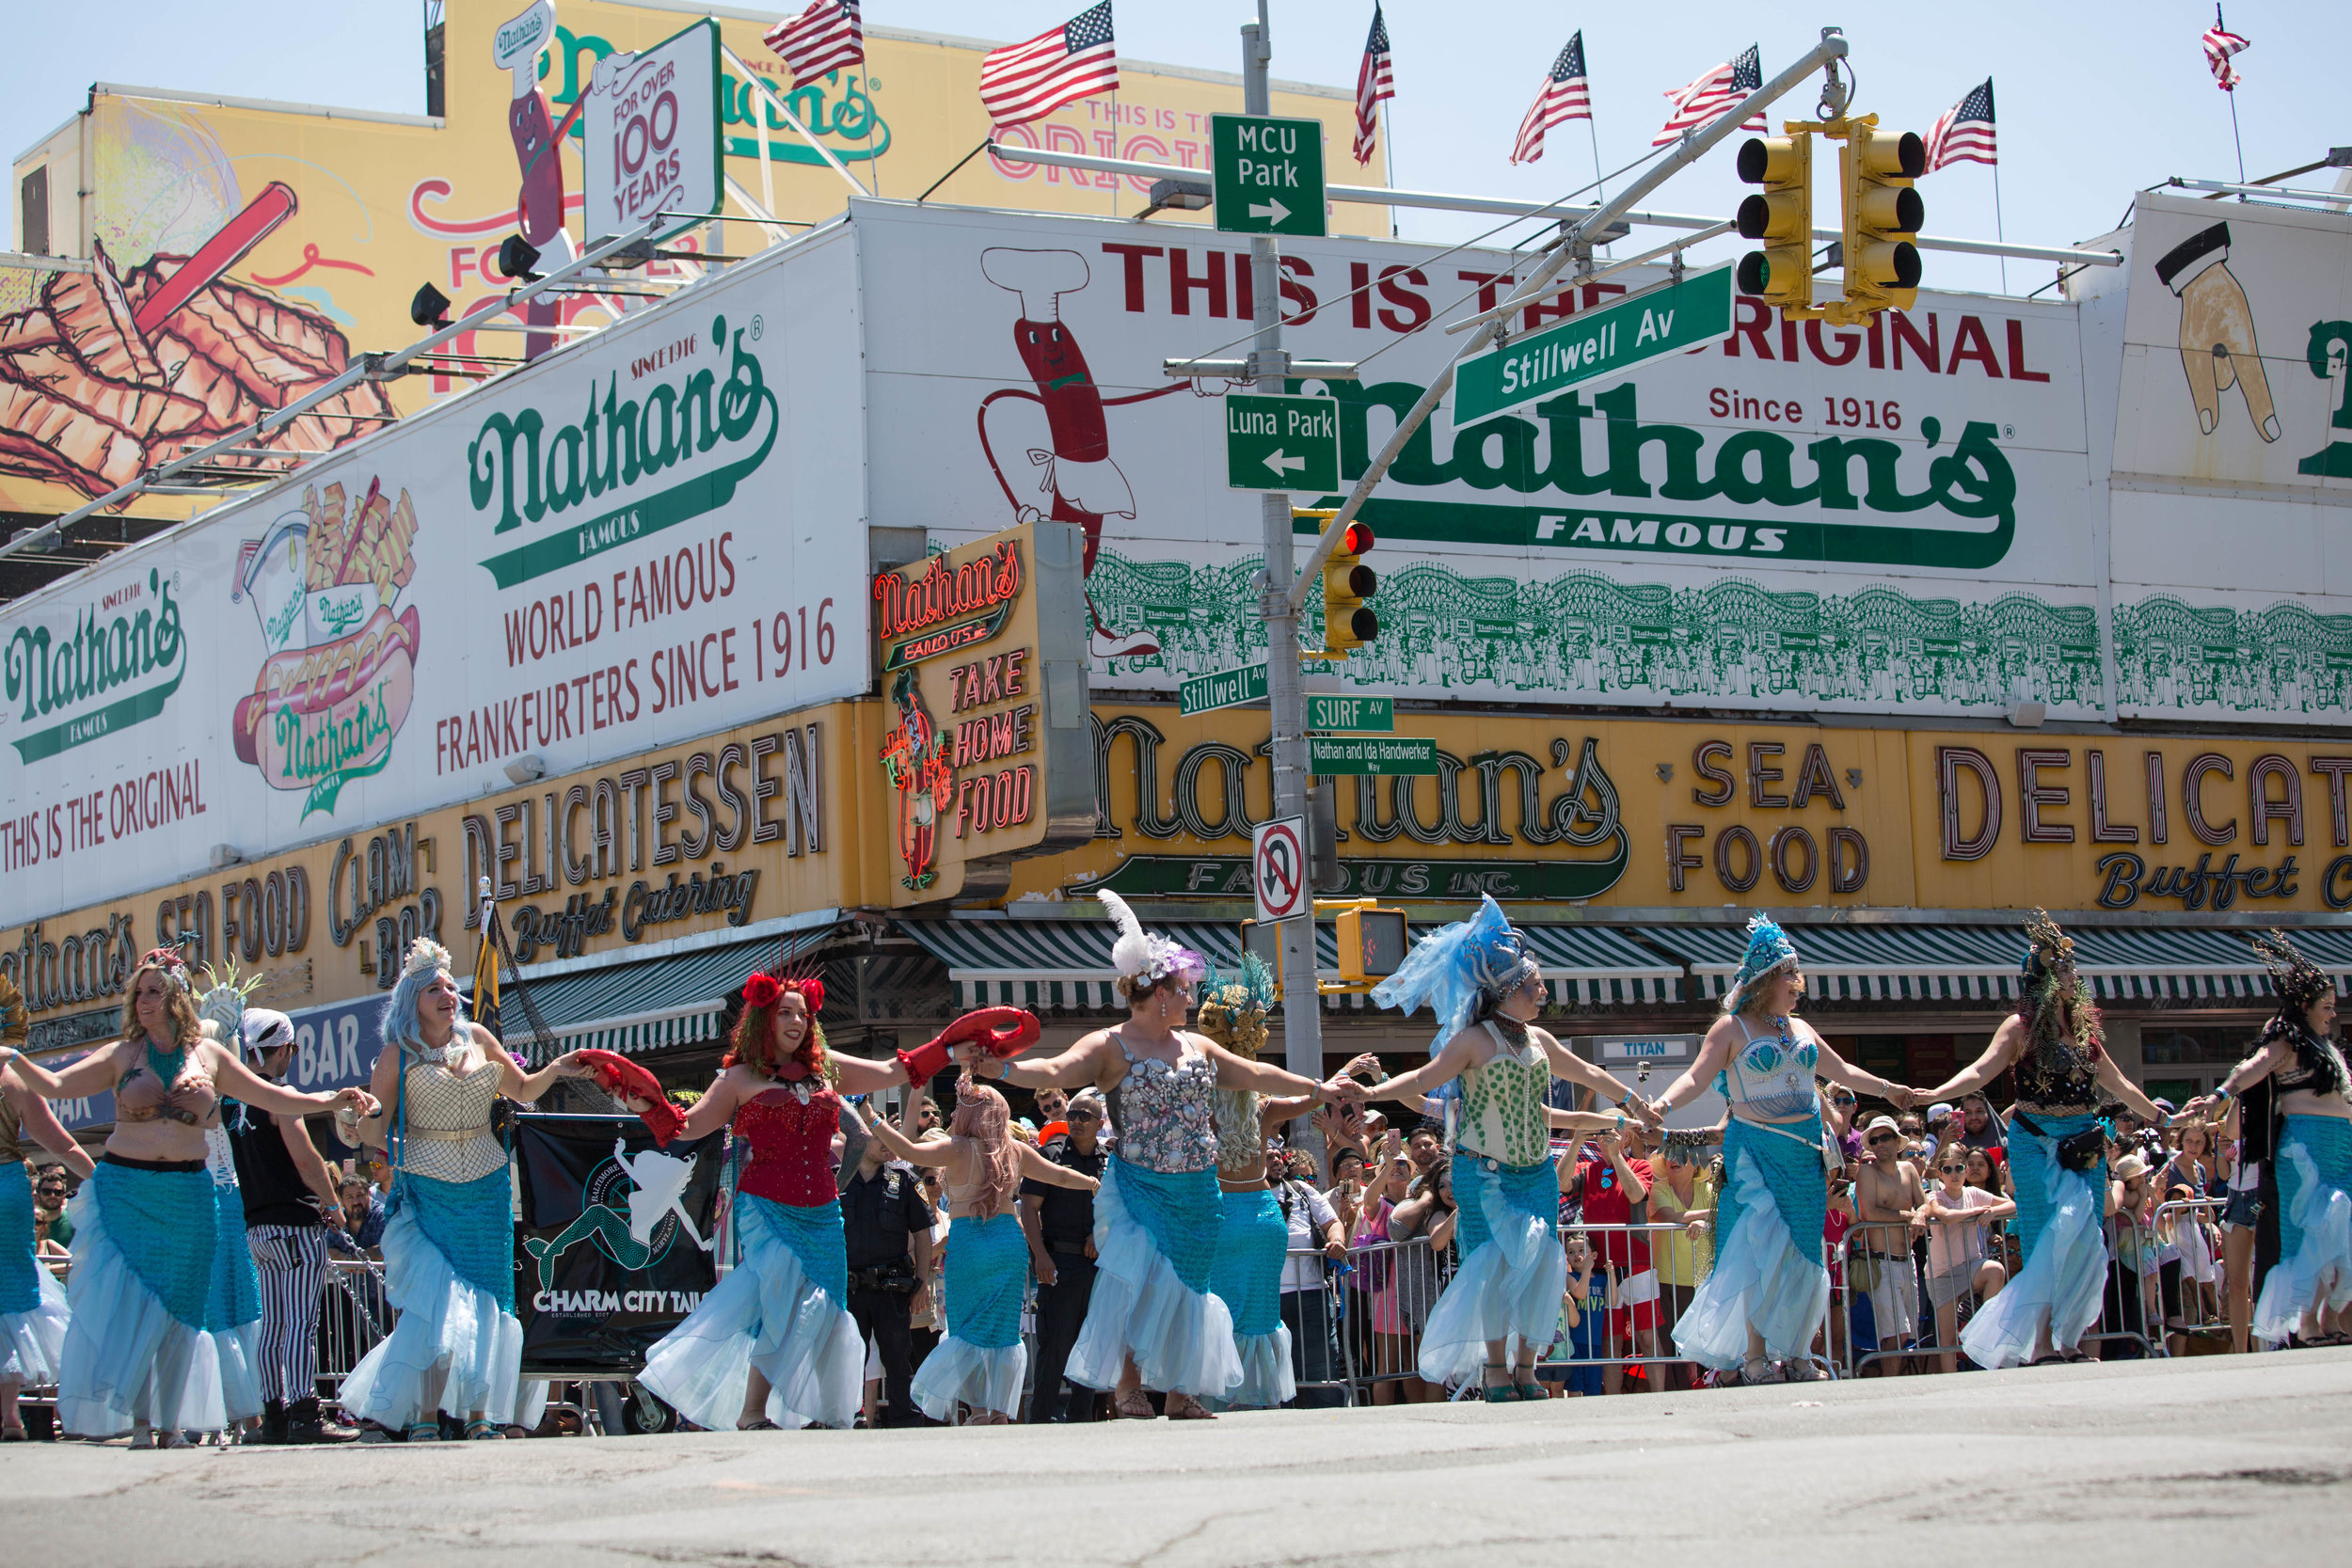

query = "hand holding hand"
(1321, 1075), (1368, 1105)
(331, 1088), (379, 1119)
(1627, 1094), (1665, 1131)
(1343, 1053), (1384, 1082)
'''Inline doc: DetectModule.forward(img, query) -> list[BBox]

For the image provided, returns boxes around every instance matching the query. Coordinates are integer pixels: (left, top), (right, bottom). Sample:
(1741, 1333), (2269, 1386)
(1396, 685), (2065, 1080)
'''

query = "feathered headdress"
(1197, 954), (1278, 1059)
(2252, 928), (2333, 1016)
(1372, 894), (1538, 1051)
(1724, 912), (1801, 1013)
(1097, 890), (1206, 991)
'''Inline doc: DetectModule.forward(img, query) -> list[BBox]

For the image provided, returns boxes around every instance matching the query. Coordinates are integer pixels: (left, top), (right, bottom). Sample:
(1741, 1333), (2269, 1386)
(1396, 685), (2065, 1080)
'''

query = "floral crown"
(138, 946), (195, 992)
(403, 939), (453, 979)
(2251, 928), (2332, 1015)
(2021, 909), (2074, 977)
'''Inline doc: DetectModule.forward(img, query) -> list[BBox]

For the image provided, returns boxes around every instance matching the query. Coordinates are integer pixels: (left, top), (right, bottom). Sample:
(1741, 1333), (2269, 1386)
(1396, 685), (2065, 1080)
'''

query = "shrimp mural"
(975, 247), (1191, 660)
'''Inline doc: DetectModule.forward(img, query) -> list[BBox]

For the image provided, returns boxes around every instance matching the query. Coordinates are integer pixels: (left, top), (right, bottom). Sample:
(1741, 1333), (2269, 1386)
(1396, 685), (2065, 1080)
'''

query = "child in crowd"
(1543, 1230), (1610, 1397)
(1922, 1146), (2014, 1373)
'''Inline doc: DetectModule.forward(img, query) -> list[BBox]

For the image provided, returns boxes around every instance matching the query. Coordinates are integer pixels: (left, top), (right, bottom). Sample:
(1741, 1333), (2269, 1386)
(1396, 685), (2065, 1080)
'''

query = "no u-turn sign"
(1253, 816), (1308, 924)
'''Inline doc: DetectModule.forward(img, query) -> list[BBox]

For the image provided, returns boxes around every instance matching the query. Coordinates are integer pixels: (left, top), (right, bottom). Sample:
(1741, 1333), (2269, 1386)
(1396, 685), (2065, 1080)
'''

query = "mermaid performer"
(968, 892), (1364, 1419)
(1923, 911), (2172, 1367)
(1361, 895), (1659, 1400)
(5, 950), (375, 1446)
(1651, 915), (1918, 1385)
(866, 1070), (1099, 1422)
(2185, 931), (2352, 1346)
(0, 973), (88, 1442)
(337, 940), (586, 1441)
(1198, 956), (1326, 1408)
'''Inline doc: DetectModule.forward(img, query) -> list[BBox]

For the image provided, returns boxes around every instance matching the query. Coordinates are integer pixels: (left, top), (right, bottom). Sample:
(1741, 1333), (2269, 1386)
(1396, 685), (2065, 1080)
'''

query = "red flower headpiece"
(742, 973), (783, 1009)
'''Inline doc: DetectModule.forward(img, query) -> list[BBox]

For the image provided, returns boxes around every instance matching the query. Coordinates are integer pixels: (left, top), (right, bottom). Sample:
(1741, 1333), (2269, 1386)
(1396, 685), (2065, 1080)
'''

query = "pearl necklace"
(410, 1036), (467, 1069)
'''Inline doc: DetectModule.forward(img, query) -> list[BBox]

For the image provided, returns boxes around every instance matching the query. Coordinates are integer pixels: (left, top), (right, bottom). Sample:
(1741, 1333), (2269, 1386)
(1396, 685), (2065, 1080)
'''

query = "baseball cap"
(1929, 1101), (1954, 1120)
(239, 1008), (294, 1058)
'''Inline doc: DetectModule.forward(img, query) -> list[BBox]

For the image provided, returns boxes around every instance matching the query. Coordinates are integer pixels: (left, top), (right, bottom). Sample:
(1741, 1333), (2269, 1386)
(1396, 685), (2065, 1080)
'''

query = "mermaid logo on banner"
(513, 1113), (723, 1375)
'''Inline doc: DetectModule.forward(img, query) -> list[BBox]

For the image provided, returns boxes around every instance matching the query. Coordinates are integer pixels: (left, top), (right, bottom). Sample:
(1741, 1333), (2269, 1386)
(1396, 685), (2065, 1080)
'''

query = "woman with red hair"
(866, 1075), (1099, 1422)
(618, 970), (932, 1431)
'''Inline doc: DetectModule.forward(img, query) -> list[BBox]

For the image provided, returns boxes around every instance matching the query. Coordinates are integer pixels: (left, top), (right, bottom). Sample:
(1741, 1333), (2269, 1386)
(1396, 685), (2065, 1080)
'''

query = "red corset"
(733, 1086), (842, 1208)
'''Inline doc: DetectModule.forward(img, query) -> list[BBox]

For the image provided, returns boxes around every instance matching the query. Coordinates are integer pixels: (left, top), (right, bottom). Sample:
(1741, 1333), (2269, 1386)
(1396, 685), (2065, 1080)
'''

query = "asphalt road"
(7, 1349), (2349, 1566)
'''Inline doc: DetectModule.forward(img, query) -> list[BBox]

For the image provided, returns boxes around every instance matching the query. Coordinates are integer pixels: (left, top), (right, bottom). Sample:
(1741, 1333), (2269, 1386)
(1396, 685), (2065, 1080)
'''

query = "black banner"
(513, 1113), (725, 1376)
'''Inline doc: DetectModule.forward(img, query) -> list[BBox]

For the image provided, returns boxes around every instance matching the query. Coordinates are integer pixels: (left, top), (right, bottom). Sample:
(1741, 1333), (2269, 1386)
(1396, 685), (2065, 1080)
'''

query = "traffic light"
(1334, 905), (1407, 985)
(1320, 519), (1378, 658)
(1734, 130), (1814, 312)
(1837, 115), (1925, 316)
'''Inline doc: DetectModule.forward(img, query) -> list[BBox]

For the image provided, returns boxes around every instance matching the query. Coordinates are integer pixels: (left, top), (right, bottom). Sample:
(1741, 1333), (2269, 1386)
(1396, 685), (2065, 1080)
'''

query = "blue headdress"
(1372, 895), (1539, 1051)
(1723, 912), (1800, 1013)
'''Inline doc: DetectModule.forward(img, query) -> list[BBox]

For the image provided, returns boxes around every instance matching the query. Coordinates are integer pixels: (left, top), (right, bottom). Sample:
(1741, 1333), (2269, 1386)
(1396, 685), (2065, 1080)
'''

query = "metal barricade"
(316, 1255), (392, 1399)
(1536, 1220), (1730, 1392)
(1330, 1233), (1452, 1404)
(2144, 1197), (2232, 1353)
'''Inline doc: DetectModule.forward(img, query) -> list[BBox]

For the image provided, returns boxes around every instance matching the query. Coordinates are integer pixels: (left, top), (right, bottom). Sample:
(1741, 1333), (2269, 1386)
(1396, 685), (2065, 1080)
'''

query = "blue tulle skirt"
(0, 1163), (68, 1389)
(57, 1161), (261, 1434)
(2254, 1115), (2352, 1344)
(913, 1212), (1031, 1419)
(1069, 1159), (1243, 1399)
(1210, 1188), (1296, 1408)
(1675, 1117), (1830, 1370)
(338, 1168), (525, 1428)
(640, 1192), (861, 1431)
(1420, 1152), (1565, 1386)
(1962, 1114), (2106, 1368)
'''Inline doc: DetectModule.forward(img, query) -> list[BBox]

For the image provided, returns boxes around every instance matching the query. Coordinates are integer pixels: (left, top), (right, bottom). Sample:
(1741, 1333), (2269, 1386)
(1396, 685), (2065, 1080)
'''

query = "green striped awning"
(2252, 926), (2352, 994)
(471, 927), (840, 1060)
(2063, 926), (2277, 1002)
(905, 916), (1679, 1013)
(1629, 923), (2028, 1004)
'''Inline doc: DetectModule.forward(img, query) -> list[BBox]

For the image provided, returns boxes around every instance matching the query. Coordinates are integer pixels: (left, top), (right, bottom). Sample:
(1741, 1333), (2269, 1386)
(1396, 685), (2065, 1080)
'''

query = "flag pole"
(1585, 115), (1608, 241)
(1381, 96), (1398, 236)
(1992, 157), (2009, 294)
(2218, 4), (2247, 188)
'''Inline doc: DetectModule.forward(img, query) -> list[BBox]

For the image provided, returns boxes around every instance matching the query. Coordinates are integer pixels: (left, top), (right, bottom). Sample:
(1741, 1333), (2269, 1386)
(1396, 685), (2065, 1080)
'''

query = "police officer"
(842, 1102), (935, 1428)
(1020, 1087), (1109, 1420)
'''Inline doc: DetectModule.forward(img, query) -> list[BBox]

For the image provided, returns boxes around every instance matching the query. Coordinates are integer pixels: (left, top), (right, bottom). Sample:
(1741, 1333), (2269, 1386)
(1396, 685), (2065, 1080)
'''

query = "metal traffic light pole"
(1284, 26), (1855, 612)
(1241, 2), (1327, 1149)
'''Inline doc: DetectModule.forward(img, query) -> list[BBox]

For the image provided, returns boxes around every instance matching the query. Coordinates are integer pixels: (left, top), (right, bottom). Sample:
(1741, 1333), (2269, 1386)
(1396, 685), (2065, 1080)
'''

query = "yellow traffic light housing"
(1318, 518), (1379, 659)
(1835, 114), (1924, 320)
(1734, 131), (1814, 312)
(1334, 904), (1407, 985)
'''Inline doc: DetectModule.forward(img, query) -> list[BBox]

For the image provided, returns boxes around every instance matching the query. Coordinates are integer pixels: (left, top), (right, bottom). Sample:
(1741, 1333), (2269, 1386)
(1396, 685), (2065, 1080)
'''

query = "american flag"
(1353, 5), (1395, 166)
(2202, 20), (2250, 90)
(1511, 32), (1592, 166)
(763, 0), (864, 84)
(1652, 45), (1766, 147)
(980, 3), (1120, 131)
(1924, 78), (1997, 171)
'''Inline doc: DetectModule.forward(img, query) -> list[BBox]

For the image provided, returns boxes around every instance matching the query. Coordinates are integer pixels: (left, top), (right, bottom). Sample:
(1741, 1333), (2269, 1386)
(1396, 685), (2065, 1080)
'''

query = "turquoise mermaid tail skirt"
(1675, 1117), (1829, 1370)
(640, 1192), (861, 1431)
(202, 1180), (262, 1419)
(1420, 1152), (1566, 1386)
(57, 1161), (259, 1434)
(1209, 1188), (1295, 1408)
(0, 1163), (68, 1389)
(912, 1212), (1032, 1419)
(1962, 1114), (2106, 1368)
(1068, 1159), (1243, 1400)
(2253, 1115), (2352, 1344)
(338, 1169), (526, 1428)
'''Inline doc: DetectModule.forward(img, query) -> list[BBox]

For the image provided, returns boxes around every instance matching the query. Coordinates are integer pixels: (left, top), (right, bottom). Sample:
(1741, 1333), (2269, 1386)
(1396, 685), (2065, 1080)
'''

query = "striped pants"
(246, 1223), (328, 1404)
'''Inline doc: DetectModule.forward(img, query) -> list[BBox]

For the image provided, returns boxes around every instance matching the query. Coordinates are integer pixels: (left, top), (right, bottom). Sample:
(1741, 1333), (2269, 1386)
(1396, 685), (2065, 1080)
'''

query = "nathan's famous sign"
(0, 230), (866, 932)
(875, 521), (1095, 907)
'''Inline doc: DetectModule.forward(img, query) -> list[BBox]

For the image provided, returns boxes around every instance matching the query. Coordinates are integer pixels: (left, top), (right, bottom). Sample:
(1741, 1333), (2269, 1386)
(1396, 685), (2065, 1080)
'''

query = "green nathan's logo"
(1306, 380), (2020, 569)
(3, 568), (186, 763)
(468, 312), (778, 589)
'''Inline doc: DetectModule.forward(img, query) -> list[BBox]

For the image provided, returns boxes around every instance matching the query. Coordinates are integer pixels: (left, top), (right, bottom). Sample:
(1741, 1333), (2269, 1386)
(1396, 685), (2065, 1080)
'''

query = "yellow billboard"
(4, 0), (1384, 520)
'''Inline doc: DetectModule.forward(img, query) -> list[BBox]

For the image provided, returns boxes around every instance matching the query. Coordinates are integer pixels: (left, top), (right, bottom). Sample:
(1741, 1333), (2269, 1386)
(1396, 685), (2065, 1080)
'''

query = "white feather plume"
(1096, 889), (1154, 981)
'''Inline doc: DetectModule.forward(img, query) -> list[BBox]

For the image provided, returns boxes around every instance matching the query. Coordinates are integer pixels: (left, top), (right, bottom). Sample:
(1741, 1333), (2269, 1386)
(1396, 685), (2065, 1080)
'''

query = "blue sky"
(5, 2), (2344, 295)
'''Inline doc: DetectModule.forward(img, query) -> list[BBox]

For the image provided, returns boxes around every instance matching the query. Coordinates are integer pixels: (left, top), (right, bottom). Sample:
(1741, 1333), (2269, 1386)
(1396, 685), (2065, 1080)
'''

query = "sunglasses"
(1867, 1133), (1899, 1146)
(1831, 1094), (1857, 1105)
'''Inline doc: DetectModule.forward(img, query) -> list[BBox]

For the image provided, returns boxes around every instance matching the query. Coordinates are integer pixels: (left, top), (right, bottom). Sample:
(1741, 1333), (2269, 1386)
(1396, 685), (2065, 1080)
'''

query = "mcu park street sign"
(1454, 264), (1736, 422)
(1225, 393), (1340, 492)
(1309, 736), (1438, 775)
(1210, 113), (1327, 238)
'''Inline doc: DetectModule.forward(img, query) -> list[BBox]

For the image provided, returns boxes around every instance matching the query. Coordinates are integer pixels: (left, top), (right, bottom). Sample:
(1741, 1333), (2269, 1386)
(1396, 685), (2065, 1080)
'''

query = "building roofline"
(85, 83), (443, 130)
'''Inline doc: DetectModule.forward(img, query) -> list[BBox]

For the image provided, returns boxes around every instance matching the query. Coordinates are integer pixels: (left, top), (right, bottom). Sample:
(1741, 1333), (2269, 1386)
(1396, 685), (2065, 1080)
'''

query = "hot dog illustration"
(976, 247), (1189, 660)
(494, 1), (566, 360)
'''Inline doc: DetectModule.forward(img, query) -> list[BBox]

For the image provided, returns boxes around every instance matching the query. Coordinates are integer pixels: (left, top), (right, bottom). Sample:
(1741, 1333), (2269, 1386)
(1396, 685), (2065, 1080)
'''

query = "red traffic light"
(1340, 521), (1375, 555)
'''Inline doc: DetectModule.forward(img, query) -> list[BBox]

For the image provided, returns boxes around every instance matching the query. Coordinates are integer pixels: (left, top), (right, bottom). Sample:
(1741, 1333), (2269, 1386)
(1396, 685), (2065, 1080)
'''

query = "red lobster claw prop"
(897, 1006), (1041, 1090)
(578, 1049), (687, 1146)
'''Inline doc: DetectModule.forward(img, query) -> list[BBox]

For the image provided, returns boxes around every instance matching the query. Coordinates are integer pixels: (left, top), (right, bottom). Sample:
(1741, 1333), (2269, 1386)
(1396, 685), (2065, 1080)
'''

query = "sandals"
(405, 1420), (441, 1444)
(129, 1422), (185, 1450)
(464, 1418), (505, 1441)
(1482, 1362), (1520, 1403)
(1, 1423), (24, 1443)
(1165, 1395), (1216, 1420)
(736, 1416), (780, 1432)
(1111, 1388), (1155, 1420)
(1741, 1356), (1784, 1386)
